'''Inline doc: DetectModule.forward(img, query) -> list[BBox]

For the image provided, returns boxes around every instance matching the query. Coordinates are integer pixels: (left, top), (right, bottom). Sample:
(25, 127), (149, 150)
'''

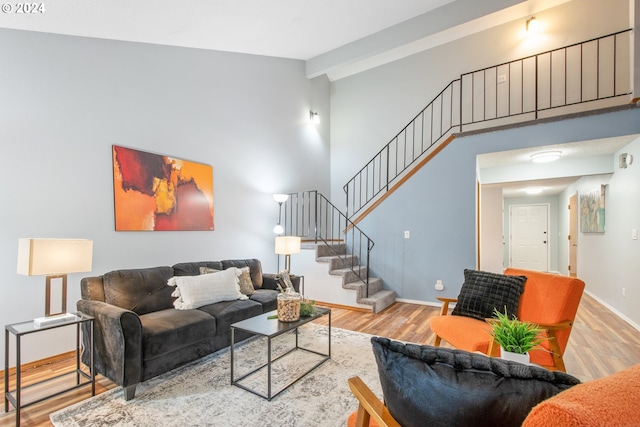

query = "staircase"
(278, 191), (396, 312)
(313, 242), (396, 313)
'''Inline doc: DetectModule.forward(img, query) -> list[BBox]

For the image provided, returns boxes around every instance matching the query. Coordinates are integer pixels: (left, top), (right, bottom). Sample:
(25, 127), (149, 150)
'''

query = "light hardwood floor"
(2, 293), (640, 426)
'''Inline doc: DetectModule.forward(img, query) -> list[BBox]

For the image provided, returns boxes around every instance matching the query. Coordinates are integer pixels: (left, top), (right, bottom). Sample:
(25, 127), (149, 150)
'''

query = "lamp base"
(34, 312), (76, 328)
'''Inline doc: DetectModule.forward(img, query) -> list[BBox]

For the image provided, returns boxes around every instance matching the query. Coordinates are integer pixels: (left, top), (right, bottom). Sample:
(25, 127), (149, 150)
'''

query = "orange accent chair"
(429, 268), (585, 371)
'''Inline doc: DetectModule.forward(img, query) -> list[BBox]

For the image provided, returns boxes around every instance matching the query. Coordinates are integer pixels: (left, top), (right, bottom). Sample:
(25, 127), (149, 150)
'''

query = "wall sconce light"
(273, 194), (289, 234)
(310, 111), (320, 124)
(526, 17), (540, 33)
(275, 236), (301, 273)
(530, 151), (562, 163)
(17, 238), (93, 326)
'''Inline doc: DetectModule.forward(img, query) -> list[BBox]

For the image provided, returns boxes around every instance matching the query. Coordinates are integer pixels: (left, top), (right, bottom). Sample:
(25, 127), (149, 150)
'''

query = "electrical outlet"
(404, 230), (410, 239)
(435, 280), (444, 291)
(497, 74), (507, 83)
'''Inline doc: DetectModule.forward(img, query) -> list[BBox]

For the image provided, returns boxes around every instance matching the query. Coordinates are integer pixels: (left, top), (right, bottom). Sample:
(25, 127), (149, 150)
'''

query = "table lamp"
(17, 238), (93, 326)
(275, 236), (301, 273)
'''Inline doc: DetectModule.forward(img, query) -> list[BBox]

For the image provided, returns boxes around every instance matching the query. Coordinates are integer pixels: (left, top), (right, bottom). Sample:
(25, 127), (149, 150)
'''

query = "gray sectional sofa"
(77, 259), (298, 400)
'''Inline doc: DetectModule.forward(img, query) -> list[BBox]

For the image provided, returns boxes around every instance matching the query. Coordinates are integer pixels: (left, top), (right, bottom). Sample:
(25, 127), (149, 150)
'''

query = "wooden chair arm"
(348, 377), (401, 427)
(436, 297), (458, 316)
(535, 320), (573, 331)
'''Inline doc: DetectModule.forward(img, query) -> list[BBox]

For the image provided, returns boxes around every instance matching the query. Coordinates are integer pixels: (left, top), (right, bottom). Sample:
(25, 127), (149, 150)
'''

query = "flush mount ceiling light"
(525, 187), (544, 195)
(530, 151), (562, 163)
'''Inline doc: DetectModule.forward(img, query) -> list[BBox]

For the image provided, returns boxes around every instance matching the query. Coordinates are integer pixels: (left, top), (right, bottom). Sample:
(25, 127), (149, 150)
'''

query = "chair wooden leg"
(547, 331), (566, 372)
(355, 405), (371, 427)
(434, 335), (442, 347)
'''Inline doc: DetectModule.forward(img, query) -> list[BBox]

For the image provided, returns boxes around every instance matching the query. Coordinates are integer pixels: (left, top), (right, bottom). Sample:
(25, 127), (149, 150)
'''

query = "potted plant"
(490, 307), (545, 364)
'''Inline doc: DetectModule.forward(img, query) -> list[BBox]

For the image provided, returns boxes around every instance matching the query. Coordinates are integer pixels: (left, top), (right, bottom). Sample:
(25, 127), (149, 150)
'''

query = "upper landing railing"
(344, 29), (633, 219)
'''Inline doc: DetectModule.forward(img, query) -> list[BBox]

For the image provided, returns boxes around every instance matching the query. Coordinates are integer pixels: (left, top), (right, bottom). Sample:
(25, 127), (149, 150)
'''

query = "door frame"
(568, 192), (578, 277)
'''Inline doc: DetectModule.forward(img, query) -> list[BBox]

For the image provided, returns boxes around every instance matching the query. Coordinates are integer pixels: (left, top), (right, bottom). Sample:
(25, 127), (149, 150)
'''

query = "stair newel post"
(313, 190), (319, 244)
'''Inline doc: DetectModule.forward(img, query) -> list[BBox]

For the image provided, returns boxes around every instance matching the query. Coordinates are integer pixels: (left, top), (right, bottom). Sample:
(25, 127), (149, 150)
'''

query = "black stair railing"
(280, 190), (375, 297)
(344, 29), (633, 219)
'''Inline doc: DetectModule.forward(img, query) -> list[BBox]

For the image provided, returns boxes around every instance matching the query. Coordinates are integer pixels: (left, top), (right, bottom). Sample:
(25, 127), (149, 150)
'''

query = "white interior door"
(509, 204), (549, 271)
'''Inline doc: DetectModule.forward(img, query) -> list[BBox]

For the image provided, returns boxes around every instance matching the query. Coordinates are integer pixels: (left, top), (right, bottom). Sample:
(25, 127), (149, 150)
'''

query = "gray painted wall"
(358, 109), (640, 327)
(0, 29), (330, 366)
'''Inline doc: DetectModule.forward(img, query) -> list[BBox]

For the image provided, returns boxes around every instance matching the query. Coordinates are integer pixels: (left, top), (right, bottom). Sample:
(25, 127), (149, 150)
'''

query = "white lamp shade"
(17, 238), (93, 276)
(275, 236), (301, 255)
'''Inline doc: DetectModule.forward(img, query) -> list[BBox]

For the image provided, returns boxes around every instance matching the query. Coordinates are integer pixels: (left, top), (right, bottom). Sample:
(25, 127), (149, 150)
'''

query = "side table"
(4, 312), (95, 427)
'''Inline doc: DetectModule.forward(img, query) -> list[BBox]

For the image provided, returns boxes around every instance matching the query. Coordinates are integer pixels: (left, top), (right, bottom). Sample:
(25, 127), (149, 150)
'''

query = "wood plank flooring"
(2, 293), (639, 426)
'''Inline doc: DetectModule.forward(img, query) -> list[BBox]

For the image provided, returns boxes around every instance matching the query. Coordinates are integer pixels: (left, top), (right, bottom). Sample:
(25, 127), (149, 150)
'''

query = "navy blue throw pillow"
(371, 337), (579, 427)
(451, 269), (527, 320)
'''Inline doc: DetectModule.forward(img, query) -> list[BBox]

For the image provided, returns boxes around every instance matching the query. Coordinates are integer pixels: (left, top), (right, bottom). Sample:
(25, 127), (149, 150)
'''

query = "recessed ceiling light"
(530, 151), (562, 163)
(525, 187), (543, 195)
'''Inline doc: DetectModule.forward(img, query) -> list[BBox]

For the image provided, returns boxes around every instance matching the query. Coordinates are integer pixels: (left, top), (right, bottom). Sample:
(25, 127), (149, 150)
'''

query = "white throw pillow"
(167, 268), (247, 310)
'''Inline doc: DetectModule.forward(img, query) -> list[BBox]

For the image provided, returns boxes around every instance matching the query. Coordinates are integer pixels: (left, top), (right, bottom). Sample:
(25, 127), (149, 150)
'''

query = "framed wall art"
(579, 185), (605, 233)
(112, 145), (214, 231)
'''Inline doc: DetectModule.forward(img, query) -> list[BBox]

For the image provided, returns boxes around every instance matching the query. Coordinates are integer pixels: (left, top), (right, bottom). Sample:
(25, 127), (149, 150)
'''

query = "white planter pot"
(500, 347), (530, 365)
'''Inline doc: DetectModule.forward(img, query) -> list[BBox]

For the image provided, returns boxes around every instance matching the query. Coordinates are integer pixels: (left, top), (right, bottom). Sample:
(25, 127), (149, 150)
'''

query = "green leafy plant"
(490, 307), (546, 355)
(300, 298), (316, 317)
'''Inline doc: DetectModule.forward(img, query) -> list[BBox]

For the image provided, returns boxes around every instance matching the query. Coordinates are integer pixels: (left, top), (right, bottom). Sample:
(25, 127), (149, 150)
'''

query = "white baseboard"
(395, 298), (450, 308)
(584, 290), (640, 332)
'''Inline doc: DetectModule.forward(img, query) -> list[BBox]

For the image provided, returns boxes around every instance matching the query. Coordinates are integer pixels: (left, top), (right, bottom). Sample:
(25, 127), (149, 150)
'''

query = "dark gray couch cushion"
(198, 299), (262, 333)
(103, 267), (175, 315)
(139, 308), (216, 360)
(249, 289), (279, 312)
(372, 337), (579, 427)
(221, 259), (263, 288)
(172, 261), (223, 277)
(452, 269), (527, 321)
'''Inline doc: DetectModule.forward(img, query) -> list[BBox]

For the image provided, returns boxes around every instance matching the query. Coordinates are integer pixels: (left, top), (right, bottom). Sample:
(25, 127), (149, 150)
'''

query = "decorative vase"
(500, 347), (530, 364)
(277, 290), (301, 322)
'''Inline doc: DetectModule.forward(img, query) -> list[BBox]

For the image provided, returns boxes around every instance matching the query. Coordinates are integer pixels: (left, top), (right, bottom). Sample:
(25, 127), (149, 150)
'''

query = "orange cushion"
(347, 410), (382, 427)
(429, 314), (493, 353)
(522, 364), (640, 427)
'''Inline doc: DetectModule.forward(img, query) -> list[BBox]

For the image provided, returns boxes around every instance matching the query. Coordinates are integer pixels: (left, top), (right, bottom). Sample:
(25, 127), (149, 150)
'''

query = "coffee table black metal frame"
(230, 307), (331, 401)
(4, 312), (94, 427)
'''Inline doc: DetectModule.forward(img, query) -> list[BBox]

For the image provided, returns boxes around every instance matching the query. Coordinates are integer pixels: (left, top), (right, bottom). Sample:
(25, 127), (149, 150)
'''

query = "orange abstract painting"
(113, 145), (214, 231)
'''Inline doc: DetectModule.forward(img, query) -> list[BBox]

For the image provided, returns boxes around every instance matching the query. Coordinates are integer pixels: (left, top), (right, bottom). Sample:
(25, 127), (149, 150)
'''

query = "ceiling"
(0, 0), (567, 80)
(0, 0), (454, 60)
(479, 135), (639, 197)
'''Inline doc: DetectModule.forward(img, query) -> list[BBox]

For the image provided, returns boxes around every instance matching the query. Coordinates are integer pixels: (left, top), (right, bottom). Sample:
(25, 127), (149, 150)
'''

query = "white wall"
(559, 137), (640, 327)
(0, 29), (330, 366)
(479, 186), (504, 273)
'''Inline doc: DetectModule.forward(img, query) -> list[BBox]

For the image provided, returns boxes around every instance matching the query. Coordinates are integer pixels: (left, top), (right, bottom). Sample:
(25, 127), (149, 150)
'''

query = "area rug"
(50, 324), (383, 427)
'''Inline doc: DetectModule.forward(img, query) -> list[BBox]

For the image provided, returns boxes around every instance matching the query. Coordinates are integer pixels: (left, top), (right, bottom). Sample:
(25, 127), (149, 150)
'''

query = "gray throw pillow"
(451, 269), (526, 320)
(372, 337), (579, 427)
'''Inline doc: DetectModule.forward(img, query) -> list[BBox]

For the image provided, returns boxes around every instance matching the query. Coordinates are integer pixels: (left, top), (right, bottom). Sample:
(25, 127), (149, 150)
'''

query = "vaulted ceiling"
(0, 0), (569, 80)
